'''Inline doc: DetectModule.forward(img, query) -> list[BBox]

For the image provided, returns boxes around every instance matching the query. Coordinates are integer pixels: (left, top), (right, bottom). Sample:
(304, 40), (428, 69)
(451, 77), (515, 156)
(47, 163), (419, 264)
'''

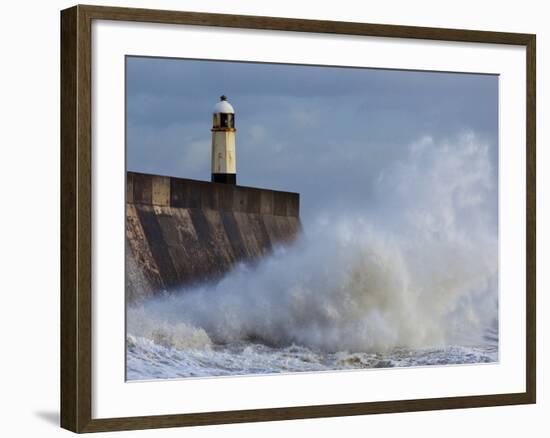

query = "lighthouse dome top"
(213, 95), (235, 114)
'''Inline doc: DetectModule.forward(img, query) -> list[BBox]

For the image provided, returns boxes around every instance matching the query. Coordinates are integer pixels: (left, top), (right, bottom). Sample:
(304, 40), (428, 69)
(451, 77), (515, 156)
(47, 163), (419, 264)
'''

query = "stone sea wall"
(126, 172), (301, 303)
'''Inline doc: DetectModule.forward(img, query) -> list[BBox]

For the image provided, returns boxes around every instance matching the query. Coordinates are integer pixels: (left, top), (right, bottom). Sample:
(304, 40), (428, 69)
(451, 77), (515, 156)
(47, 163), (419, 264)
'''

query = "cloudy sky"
(126, 56), (498, 226)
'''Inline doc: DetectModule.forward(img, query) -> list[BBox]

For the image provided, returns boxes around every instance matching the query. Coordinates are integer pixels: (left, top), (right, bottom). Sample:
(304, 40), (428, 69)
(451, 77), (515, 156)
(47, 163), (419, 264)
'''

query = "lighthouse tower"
(211, 95), (237, 184)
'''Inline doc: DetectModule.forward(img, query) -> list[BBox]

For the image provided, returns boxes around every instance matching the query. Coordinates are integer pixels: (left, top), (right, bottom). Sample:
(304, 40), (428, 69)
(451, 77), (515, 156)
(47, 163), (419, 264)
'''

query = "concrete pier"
(126, 171), (301, 303)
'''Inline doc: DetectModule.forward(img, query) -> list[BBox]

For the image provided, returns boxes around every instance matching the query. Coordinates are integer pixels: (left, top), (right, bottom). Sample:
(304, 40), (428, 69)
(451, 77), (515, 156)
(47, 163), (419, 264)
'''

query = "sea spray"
(127, 132), (498, 375)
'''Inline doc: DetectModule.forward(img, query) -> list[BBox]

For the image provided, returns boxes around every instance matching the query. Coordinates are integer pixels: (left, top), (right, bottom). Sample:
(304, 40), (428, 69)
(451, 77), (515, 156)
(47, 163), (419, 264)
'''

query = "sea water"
(126, 133), (499, 380)
(127, 335), (498, 380)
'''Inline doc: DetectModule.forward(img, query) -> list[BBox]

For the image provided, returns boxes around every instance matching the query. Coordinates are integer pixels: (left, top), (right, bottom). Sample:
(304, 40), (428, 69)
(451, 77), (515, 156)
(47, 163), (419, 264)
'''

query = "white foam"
(127, 132), (498, 376)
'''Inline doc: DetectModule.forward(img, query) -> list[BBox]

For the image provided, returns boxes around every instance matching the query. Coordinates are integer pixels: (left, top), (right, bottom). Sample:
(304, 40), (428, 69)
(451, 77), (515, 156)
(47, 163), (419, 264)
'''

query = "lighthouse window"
(220, 113), (234, 128)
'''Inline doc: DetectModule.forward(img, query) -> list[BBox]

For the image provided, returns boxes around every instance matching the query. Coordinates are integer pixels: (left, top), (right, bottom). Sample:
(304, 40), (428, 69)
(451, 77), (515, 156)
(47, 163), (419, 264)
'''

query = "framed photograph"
(60, 4), (536, 433)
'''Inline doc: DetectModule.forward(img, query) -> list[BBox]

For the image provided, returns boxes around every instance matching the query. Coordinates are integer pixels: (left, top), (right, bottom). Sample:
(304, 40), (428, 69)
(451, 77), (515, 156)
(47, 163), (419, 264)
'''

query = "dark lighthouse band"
(211, 95), (237, 185)
(211, 173), (237, 185)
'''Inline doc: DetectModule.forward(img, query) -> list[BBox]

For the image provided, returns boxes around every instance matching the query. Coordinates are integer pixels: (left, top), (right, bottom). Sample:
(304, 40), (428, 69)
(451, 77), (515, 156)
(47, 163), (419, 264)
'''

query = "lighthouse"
(211, 95), (237, 184)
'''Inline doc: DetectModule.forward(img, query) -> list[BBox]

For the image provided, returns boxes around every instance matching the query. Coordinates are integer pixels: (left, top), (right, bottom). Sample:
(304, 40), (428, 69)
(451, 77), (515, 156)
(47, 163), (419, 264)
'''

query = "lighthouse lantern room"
(211, 95), (237, 184)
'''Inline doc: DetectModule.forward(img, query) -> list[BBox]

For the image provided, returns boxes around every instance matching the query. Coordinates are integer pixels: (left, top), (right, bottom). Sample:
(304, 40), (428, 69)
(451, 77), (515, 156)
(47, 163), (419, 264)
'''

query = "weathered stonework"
(126, 172), (301, 303)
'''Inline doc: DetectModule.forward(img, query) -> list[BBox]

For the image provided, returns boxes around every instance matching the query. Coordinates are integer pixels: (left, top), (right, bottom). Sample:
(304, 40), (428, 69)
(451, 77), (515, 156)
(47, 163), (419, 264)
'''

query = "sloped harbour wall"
(126, 172), (301, 303)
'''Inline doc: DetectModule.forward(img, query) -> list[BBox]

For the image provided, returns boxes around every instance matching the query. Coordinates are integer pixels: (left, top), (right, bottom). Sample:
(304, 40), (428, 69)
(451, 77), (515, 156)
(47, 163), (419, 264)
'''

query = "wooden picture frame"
(60, 4), (536, 433)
